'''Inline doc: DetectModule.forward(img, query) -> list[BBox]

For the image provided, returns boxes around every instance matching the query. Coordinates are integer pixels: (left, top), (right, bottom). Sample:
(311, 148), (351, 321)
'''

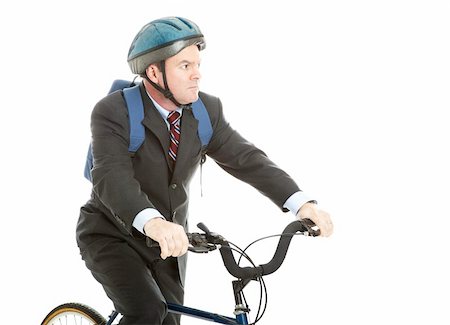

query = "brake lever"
(300, 218), (321, 237)
(188, 233), (217, 253)
(188, 222), (230, 253)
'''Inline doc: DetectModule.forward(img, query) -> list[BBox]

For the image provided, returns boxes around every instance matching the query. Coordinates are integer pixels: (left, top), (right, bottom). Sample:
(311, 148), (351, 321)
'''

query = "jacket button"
(171, 183), (177, 189)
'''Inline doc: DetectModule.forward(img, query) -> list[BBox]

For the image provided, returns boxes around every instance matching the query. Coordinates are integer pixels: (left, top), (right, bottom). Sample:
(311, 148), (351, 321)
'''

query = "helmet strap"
(144, 60), (184, 108)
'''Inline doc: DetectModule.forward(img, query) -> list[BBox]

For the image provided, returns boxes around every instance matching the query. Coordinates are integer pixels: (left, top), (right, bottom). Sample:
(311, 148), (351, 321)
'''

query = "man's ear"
(145, 64), (160, 83)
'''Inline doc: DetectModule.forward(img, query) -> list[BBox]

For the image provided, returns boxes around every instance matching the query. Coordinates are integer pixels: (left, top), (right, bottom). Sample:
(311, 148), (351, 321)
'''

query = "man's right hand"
(144, 218), (189, 259)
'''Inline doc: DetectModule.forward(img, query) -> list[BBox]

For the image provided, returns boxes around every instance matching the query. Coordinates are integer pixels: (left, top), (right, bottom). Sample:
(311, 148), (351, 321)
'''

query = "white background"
(1, 0), (449, 324)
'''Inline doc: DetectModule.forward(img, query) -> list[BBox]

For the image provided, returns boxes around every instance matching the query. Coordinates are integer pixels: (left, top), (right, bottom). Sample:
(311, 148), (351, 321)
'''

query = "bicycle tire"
(41, 302), (106, 325)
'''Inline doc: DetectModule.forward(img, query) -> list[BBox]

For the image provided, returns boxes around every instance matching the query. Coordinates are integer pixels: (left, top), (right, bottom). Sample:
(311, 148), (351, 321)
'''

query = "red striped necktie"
(167, 111), (181, 163)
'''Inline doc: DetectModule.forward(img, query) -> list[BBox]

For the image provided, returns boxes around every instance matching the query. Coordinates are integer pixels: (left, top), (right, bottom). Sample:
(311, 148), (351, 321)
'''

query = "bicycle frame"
(105, 303), (247, 325)
(168, 302), (247, 324)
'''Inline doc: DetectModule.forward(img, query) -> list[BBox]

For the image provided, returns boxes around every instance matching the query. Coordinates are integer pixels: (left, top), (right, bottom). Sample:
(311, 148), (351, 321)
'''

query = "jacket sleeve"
(201, 94), (301, 211)
(90, 91), (154, 233)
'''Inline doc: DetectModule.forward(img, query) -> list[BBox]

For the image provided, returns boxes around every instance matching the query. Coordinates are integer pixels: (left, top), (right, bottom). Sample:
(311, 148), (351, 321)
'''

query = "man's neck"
(143, 79), (178, 111)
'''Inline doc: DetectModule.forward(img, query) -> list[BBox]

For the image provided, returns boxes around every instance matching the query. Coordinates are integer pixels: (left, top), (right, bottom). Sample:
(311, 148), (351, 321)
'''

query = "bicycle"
(41, 219), (320, 325)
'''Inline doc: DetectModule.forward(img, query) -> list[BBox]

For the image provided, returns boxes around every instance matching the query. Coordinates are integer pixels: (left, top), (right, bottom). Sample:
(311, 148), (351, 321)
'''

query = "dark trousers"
(80, 237), (184, 325)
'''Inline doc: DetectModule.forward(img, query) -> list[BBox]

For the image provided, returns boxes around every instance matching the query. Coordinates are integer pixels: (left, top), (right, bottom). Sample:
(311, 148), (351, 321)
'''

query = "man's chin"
(184, 93), (199, 104)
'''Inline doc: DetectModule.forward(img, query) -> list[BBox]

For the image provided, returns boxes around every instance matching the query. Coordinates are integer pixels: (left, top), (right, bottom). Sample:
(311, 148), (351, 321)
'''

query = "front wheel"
(41, 302), (106, 325)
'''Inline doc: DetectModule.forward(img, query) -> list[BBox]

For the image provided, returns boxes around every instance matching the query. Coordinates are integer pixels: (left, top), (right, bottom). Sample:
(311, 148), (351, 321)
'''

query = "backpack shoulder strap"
(84, 80), (144, 182)
(191, 98), (213, 148)
(123, 84), (145, 153)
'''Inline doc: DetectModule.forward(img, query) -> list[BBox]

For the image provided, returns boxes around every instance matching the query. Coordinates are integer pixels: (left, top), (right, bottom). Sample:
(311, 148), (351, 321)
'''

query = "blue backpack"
(84, 79), (213, 182)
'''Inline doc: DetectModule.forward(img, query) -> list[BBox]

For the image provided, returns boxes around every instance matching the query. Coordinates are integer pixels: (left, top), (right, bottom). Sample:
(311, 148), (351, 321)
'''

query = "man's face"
(164, 44), (202, 105)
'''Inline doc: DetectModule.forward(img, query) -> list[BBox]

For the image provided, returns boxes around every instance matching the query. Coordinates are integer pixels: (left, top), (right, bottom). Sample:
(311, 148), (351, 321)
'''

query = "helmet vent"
(177, 17), (194, 30)
(153, 18), (182, 31)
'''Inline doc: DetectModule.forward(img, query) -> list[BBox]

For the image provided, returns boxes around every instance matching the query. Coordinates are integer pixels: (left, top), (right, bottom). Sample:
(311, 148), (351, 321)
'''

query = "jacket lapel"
(140, 88), (172, 169)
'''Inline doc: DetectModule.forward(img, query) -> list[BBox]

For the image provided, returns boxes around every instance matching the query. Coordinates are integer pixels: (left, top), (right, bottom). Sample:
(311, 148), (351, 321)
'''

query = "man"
(76, 16), (333, 325)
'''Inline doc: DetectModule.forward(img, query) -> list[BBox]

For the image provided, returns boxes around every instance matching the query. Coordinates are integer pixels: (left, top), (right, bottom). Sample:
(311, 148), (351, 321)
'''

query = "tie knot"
(167, 111), (180, 125)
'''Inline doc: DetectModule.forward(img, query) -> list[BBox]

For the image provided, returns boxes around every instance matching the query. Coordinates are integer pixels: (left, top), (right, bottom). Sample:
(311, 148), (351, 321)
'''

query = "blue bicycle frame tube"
(168, 302), (243, 324)
(235, 312), (249, 324)
(105, 303), (247, 324)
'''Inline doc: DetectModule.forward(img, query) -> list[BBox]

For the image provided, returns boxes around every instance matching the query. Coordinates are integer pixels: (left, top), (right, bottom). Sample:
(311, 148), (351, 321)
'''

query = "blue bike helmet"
(128, 16), (205, 75)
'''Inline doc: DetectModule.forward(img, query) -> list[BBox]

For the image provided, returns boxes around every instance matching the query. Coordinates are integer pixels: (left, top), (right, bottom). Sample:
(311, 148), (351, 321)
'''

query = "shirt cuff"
(132, 208), (165, 235)
(283, 191), (317, 216)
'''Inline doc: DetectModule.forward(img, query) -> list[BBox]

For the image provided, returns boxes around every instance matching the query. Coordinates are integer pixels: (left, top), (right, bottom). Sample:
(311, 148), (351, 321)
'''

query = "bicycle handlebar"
(147, 219), (319, 280)
(217, 219), (319, 279)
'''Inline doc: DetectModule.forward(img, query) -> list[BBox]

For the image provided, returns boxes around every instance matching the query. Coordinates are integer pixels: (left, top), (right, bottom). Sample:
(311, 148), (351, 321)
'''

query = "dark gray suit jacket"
(76, 83), (300, 282)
